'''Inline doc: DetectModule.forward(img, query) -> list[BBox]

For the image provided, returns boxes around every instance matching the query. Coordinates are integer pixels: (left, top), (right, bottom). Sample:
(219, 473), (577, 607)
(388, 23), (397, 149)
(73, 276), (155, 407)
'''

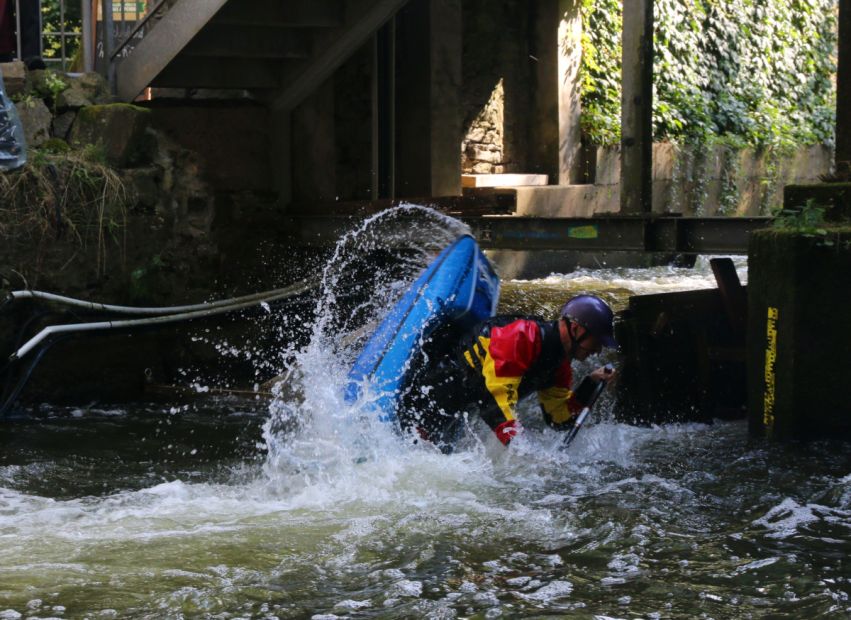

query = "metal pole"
(14, 0), (21, 60)
(60, 0), (66, 70)
(82, 0), (93, 71)
(103, 0), (115, 90)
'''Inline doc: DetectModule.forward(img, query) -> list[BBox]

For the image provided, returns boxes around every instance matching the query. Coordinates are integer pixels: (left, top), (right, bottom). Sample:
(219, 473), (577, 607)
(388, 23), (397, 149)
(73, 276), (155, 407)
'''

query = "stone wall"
(460, 0), (530, 175)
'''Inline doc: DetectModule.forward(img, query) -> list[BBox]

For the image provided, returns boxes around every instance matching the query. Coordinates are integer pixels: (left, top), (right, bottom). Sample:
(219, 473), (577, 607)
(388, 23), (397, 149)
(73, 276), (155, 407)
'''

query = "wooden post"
(837, 0), (851, 174)
(620, 0), (653, 213)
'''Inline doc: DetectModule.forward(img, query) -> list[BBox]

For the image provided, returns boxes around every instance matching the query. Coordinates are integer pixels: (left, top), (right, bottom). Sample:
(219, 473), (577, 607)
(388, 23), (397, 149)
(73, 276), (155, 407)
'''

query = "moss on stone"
(70, 104), (155, 167)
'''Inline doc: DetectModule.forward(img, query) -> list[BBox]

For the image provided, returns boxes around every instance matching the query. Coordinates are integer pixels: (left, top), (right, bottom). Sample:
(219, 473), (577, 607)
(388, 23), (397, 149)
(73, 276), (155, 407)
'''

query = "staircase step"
(182, 25), (312, 59)
(152, 57), (290, 90)
(212, 0), (344, 28)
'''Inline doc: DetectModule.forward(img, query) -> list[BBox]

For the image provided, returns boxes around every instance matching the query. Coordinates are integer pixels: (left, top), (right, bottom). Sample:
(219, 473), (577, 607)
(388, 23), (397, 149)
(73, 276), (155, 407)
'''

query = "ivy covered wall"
(579, 0), (838, 149)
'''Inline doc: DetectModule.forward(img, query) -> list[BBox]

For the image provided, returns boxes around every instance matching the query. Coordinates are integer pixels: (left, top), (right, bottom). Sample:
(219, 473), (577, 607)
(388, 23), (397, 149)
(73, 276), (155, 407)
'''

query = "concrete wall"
(516, 143), (835, 217)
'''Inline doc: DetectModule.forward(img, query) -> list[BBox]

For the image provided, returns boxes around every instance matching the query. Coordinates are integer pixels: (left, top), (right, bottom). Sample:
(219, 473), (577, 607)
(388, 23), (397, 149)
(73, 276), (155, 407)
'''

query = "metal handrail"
(109, 0), (169, 61)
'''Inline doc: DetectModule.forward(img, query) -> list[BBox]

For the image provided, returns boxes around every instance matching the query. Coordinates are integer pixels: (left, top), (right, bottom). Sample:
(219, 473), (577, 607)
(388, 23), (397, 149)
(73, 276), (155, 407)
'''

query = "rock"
(57, 72), (112, 109)
(70, 104), (156, 167)
(52, 110), (76, 139)
(470, 144), (501, 163)
(28, 69), (68, 102)
(466, 127), (486, 142)
(0, 61), (27, 97)
(121, 166), (162, 211)
(17, 97), (52, 147)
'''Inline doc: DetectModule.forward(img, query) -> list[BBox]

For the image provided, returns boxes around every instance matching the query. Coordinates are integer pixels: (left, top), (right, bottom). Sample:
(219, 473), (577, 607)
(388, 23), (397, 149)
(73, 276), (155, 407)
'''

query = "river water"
(1, 209), (849, 619)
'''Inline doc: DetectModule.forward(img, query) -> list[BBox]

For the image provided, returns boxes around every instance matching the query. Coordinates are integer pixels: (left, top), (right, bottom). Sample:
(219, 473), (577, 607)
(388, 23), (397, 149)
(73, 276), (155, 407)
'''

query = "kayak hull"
(344, 235), (499, 422)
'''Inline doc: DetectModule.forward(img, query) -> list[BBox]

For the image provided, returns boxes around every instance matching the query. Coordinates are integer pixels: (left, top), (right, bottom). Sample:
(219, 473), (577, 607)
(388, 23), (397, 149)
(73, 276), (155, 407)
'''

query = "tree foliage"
(579, 0), (838, 148)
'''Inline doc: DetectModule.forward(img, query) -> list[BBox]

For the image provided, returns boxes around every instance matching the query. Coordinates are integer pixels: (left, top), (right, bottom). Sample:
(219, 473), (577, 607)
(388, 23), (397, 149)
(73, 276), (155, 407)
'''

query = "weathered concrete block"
(747, 229), (851, 440)
(17, 97), (52, 147)
(70, 103), (156, 167)
(0, 61), (27, 97)
(57, 72), (112, 109)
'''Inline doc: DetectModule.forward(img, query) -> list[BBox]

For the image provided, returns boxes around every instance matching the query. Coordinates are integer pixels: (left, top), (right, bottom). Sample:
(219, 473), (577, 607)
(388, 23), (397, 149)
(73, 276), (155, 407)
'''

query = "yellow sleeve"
(538, 386), (576, 426)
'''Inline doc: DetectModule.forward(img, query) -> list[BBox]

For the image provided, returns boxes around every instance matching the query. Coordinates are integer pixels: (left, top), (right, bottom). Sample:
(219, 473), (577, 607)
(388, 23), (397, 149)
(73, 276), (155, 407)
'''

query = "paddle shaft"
(562, 364), (614, 448)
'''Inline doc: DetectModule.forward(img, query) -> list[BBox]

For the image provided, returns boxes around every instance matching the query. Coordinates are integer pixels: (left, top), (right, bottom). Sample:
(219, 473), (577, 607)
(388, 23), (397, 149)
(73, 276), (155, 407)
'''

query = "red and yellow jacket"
(459, 317), (585, 446)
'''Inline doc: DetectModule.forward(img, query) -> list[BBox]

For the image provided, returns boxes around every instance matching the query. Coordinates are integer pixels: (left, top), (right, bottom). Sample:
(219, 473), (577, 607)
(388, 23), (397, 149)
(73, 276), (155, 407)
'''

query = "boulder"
(27, 69), (69, 102)
(17, 97), (52, 147)
(121, 166), (163, 211)
(69, 103), (156, 167)
(51, 110), (76, 140)
(0, 61), (27, 97)
(57, 72), (112, 109)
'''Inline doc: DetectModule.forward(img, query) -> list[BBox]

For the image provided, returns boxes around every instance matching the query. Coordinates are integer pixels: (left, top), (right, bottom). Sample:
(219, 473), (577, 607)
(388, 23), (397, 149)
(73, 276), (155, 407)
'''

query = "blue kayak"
(344, 235), (500, 422)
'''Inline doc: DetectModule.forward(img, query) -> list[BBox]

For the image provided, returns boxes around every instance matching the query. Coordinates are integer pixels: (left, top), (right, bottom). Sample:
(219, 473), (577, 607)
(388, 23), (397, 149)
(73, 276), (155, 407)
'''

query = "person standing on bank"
(401, 294), (618, 449)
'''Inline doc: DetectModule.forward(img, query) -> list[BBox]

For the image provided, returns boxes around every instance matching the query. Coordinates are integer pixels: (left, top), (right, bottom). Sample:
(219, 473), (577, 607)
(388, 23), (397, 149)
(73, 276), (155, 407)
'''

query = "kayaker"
(400, 294), (618, 449)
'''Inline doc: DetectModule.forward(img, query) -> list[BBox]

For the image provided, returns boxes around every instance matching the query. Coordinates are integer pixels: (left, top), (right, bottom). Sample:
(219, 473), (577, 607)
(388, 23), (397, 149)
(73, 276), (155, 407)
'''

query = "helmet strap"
(567, 320), (589, 358)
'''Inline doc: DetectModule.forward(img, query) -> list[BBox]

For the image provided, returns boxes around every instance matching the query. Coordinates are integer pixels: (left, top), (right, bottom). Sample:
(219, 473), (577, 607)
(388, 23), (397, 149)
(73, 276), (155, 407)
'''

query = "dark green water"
(1, 209), (848, 619)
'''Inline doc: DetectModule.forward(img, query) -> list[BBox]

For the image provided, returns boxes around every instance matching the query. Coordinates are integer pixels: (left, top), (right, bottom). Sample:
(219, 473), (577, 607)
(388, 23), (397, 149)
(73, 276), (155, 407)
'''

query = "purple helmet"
(560, 294), (617, 349)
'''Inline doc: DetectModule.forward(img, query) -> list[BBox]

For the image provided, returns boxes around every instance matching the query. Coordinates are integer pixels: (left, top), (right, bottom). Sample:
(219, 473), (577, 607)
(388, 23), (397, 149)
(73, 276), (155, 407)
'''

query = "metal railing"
(7, 1), (168, 86)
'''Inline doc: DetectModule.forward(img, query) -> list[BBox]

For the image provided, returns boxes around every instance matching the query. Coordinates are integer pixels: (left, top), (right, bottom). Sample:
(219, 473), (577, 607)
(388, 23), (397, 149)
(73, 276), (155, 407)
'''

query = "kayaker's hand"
(590, 365), (616, 384)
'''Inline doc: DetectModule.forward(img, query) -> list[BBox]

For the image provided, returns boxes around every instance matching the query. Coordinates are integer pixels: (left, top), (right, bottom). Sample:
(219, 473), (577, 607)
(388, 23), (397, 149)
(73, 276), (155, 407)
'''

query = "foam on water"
(1, 208), (848, 618)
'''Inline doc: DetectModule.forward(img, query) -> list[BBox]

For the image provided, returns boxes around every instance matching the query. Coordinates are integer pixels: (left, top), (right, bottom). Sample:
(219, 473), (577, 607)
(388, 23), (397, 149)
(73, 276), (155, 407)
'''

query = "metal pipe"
(8, 285), (315, 364)
(6, 278), (318, 316)
(82, 0), (93, 71)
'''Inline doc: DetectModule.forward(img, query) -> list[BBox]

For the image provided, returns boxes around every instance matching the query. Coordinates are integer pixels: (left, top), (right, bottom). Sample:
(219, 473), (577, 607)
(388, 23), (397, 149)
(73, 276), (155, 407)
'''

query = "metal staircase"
(115, 0), (409, 108)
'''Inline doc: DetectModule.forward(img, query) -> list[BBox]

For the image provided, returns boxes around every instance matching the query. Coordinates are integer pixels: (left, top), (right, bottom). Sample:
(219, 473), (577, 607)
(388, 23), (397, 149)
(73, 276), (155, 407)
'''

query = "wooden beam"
(270, 0), (410, 110)
(116, 0), (230, 101)
(620, 0), (653, 213)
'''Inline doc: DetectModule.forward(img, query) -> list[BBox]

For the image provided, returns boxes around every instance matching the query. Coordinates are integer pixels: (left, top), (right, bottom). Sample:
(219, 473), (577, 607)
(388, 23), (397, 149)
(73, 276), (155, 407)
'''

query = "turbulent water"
(1, 208), (849, 619)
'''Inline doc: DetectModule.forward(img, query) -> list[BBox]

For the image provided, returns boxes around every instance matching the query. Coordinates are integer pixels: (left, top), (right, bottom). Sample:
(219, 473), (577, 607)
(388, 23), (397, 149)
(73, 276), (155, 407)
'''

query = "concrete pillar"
(292, 79), (336, 202)
(395, 0), (462, 197)
(837, 0), (851, 173)
(528, 0), (560, 182)
(747, 230), (851, 440)
(558, 0), (583, 185)
(620, 0), (653, 213)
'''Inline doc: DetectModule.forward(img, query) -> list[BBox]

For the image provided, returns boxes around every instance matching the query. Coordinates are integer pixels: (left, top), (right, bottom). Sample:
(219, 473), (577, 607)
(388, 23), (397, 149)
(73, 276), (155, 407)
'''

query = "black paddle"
(562, 363), (614, 449)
